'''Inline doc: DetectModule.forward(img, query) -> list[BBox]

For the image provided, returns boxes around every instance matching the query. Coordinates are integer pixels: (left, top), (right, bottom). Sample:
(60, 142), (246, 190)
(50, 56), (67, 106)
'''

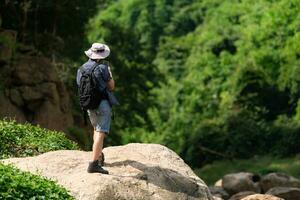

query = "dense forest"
(1, 0), (300, 169)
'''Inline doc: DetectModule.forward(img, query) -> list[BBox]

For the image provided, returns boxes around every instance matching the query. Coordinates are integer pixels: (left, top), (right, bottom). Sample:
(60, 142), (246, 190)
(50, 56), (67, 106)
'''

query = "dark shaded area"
(0, 0), (100, 61)
(212, 38), (237, 56)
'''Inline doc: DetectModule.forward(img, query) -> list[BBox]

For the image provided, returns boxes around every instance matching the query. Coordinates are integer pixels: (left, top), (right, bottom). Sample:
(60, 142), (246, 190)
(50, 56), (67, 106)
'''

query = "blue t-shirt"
(76, 59), (112, 92)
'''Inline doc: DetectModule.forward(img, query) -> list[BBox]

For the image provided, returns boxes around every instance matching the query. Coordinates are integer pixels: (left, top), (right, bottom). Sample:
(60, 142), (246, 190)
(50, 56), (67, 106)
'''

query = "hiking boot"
(87, 160), (109, 174)
(98, 152), (105, 166)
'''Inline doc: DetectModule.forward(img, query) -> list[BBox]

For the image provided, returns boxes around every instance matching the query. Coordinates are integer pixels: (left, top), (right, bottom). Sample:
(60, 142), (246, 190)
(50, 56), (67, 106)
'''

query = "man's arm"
(98, 64), (115, 91)
(107, 79), (115, 91)
(76, 69), (81, 86)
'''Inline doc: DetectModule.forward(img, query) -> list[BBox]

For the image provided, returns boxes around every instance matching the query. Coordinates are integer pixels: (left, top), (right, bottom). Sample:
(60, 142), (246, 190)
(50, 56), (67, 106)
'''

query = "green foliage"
(0, 0), (101, 60)
(0, 120), (79, 159)
(0, 163), (74, 200)
(67, 126), (92, 150)
(3, 0), (299, 171)
(87, 0), (300, 167)
(195, 154), (300, 185)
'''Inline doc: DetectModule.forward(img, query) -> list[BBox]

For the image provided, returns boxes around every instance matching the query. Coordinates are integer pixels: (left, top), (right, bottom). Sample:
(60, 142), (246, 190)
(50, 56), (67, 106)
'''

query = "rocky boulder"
(222, 172), (261, 195)
(260, 172), (300, 192)
(213, 196), (223, 200)
(2, 143), (213, 200)
(209, 186), (229, 200)
(266, 187), (300, 200)
(240, 194), (283, 200)
(228, 191), (256, 200)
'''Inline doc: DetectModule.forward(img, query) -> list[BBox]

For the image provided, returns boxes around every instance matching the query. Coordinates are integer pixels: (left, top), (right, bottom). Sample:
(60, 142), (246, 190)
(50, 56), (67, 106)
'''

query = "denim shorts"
(87, 100), (112, 134)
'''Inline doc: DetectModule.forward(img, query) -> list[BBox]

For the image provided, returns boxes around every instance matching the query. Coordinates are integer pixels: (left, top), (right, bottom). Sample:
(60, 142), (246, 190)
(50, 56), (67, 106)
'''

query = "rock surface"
(0, 92), (26, 122)
(260, 172), (300, 192)
(228, 191), (256, 200)
(222, 172), (261, 195)
(2, 143), (213, 200)
(209, 186), (229, 200)
(213, 196), (223, 200)
(266, 187), (300, 200)
(240, 194), (283, 200)
(0, 53), (73, 131)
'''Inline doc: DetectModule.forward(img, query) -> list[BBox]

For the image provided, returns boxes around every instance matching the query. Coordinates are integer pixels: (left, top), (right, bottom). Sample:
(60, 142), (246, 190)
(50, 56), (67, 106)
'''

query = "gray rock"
(213, 196), (224, 200)
(266, 187), (300, 200)
(222, 172), (261, 195)
(3, 143), (214, 200)
(228, 191), (256, 200)
(260, 172), (300, 192)
(215, 179), (223, 187)
(241, 194), (283, 200)
(209, 186), (230, 200)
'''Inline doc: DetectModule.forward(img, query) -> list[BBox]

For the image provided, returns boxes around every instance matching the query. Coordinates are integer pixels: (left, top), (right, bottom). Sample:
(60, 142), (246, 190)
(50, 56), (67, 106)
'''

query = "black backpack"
(78, 63), (103, 111)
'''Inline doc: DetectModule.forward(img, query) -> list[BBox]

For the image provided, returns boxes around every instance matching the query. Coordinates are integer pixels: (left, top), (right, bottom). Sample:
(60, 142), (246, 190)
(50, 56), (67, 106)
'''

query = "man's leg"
(92, 130), (106, 161)
(87, 130), (108, 174)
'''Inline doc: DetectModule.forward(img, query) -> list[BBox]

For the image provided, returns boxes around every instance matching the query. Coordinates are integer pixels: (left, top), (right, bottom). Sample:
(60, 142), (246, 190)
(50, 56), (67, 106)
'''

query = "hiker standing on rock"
(77, 43), (118, 174)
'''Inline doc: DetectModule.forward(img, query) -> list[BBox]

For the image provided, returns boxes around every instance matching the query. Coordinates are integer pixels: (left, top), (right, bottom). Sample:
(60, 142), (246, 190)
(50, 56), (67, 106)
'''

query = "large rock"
(2, 143), (213, 200)
(0, 54), (74, 131)
(240, 194), (283, 200)
(228, 191), (256, 200)
(260, 172), (300, 192)
(209, 186), (229, 200)
(0, 91), (26, 122)
(266, 187), (300, 200)
(12, 55), (59, 85)
(222, 172), (261, 195)
(215, 179), (223, 187)
(213, 196), (223, 200)
(34, 100), (73, 131)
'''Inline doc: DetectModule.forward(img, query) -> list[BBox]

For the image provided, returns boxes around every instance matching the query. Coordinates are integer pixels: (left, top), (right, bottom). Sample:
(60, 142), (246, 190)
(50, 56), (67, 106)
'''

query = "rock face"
(260, 172), (300, 192)
(0, 29), (17, 62)
(3, 143), (213, 200)
(240, 194), (283, 200)
(266, 187), (300, 200)
(0, 28), (74, 131)
(222, 172), (261, 195)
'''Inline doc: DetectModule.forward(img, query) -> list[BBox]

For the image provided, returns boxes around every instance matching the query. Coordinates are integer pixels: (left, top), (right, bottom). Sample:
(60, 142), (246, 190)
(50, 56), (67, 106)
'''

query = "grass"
(194, 155), (300, 185)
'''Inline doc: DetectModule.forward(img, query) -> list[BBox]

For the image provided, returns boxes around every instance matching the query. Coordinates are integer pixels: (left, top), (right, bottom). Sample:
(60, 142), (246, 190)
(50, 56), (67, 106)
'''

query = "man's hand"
(106, 66), (115, 91)
(108, 66), (113, 79)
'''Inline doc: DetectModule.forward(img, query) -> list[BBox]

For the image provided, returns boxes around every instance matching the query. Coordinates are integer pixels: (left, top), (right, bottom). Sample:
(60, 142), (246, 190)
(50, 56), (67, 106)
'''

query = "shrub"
(0, 120), (79, 159)
(0, 163), (74, 199)
(67, 126), (92, 150)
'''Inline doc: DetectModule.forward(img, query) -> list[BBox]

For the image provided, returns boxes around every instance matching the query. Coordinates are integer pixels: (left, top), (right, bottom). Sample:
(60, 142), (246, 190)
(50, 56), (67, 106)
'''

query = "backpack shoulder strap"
(79, 62), (99, 75)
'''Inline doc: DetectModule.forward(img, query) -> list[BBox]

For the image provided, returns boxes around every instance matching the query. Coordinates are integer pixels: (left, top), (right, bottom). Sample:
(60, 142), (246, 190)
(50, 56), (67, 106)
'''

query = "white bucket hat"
(84, 43), (110, 59)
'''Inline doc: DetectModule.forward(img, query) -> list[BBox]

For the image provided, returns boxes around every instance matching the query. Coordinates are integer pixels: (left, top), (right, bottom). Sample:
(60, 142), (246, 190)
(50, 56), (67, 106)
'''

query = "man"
(76, 43), (114, 174)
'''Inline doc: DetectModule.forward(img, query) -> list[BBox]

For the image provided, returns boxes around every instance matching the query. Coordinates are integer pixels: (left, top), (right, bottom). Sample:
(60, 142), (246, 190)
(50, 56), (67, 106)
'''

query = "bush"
(0, 163), (74, 199)
(67, 126), (92, 150)
(0, 120), (79, 159)
(184, 119), (226, 167)
(269, 116), (300, 156)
